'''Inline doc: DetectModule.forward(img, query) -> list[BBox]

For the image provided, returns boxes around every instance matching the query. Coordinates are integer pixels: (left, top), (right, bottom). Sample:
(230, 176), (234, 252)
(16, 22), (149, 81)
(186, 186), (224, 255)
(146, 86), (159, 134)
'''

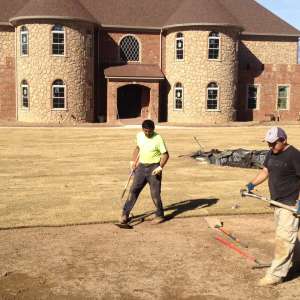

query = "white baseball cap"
(264, 127), (287, 143)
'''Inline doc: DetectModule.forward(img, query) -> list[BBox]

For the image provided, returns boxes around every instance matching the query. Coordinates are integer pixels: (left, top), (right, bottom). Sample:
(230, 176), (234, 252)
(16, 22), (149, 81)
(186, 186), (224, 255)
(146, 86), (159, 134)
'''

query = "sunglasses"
(267, 139), (283, 147)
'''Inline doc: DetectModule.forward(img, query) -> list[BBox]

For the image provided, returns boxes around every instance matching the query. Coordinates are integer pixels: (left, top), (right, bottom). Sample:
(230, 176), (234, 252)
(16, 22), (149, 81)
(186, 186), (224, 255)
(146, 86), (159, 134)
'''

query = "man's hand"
(152, 166), (163, 175)
(246, 182), (256, 193)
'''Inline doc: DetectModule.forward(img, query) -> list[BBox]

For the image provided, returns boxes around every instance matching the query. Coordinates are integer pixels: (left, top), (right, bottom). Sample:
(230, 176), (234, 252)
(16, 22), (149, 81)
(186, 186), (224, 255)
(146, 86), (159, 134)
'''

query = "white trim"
(52, 82), (67, 110)
(104, 76), (164, 80)
(173, 84), (184, 111)
(20, 82), (29, 110)
(208, 32), (220, 61)
(20, 27), (29, 57)
(246, 84), (260, 110)
(206, 83), (220, 111)
(51, 25), (65, 57)
(276, 84), (290, 111)
(175, 32), (184, 62)
(118, 34), (141, 63)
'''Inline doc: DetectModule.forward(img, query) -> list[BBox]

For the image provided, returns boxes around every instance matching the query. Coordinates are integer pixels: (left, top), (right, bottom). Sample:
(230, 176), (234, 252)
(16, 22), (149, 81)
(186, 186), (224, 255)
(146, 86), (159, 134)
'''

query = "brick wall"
(0, 27), (16, 120)
(99, 31), (161, 65)
(237, 64), (300, 121)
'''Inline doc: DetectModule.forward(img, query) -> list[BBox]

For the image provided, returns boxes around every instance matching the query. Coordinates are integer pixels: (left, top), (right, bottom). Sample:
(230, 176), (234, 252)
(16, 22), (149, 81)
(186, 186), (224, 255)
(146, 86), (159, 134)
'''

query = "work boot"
(258, 275), (283, 286)
(150, 216), (165, 225)
(119, 214), (129, 224)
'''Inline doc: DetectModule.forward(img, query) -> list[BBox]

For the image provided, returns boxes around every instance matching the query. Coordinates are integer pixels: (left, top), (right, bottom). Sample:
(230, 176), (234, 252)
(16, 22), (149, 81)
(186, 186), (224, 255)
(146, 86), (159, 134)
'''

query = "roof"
(9, 0), (97, 24)
(104, 64), (165, 80)
(0, 0), (299, 37)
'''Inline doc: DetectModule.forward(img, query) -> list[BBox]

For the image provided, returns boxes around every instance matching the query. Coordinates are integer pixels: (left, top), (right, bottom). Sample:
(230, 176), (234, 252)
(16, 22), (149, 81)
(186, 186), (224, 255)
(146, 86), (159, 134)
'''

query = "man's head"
(142, 119), (155, 138)
(264, 127), (288, 154)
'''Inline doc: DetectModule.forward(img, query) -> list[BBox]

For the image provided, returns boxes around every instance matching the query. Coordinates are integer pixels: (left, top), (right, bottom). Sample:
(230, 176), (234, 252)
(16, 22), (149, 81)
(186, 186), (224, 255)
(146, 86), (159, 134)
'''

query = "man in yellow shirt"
(120, 119), (169, 225)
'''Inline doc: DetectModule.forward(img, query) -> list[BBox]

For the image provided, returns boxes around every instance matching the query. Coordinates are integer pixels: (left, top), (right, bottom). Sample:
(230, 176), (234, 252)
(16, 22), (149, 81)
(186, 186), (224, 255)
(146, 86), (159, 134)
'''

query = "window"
(277, 85), (289, 110)
(52, 25), (65, 55)
(52, 80), (66, 109)
(208, 32), (220, 60)
(174, 83), (183, 110)
(175, 32), (184, 61)
(21, 80), (29, 109)
(207, 82), (219, 110)
(120, 35), (140, 62)
(247, 85), (259, 109)
(20, 26), (28, 56)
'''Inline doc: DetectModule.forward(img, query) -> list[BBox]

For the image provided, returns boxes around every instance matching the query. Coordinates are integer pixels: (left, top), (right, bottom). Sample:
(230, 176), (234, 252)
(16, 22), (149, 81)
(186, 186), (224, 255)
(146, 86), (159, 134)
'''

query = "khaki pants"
(268, 207), (300, 278)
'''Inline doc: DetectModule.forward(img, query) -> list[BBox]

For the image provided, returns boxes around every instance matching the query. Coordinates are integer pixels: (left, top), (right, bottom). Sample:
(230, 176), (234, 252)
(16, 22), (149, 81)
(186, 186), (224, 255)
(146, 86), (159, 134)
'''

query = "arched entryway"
(117, 85), (150, 120)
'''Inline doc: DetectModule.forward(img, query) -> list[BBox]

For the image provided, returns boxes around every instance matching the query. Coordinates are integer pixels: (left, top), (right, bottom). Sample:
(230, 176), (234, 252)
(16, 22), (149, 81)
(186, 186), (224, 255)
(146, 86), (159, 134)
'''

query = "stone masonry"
(16, 21), (94, 123)
(165, 28), (238, 123)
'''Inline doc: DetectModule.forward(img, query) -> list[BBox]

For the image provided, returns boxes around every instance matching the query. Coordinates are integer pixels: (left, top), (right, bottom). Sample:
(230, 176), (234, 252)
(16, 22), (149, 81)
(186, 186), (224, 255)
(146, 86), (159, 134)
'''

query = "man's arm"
(246, 167), (269, 192)
(160, 152), (169, 168)
(130, 146), (140, 171)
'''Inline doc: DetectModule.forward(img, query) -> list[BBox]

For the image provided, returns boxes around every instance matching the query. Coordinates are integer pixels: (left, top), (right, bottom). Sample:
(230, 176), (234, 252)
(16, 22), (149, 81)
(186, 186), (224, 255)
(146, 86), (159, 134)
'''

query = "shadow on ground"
(131, 198), (218, 223)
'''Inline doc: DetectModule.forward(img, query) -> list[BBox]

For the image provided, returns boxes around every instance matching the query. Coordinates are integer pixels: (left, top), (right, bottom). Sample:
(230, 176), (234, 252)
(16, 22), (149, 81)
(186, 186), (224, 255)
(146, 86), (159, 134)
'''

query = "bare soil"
(1, 124), (300, 299)
(1, 215), (300, 300)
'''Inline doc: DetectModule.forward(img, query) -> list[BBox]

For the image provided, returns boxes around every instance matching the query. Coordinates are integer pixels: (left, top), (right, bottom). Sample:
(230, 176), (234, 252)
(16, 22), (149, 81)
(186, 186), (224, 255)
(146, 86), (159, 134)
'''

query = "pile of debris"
(193, 148), (268, 169)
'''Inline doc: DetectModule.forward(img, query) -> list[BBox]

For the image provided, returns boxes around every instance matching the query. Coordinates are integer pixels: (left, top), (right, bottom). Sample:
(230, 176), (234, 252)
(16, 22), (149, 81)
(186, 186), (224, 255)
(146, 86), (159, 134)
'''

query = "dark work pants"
(122, 163), (164, 218)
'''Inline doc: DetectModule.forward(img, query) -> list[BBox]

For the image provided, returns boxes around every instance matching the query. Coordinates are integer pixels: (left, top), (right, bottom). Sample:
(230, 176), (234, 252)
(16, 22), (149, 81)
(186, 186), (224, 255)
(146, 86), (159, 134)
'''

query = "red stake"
(215, 236), (261, 265)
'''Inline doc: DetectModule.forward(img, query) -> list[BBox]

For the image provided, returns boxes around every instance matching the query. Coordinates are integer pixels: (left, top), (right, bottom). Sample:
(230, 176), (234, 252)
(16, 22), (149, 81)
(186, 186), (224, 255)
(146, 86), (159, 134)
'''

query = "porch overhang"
(104, 64), (165, 81)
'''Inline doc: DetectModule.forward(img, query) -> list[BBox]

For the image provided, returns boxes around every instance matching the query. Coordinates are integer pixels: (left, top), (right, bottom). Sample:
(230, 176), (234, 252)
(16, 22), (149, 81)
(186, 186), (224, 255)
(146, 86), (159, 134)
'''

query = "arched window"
(20, 26), (28, 56)
(52, 79), (66, 109)
(175, 32), (184, 61)
(119, 35), (140, 62)
(174, 82), (183, 110)
(21, 80), (29, 109)
(208, 32), (220, 60)
(52, 25), (65, 55)
(207, 82), (219, 110)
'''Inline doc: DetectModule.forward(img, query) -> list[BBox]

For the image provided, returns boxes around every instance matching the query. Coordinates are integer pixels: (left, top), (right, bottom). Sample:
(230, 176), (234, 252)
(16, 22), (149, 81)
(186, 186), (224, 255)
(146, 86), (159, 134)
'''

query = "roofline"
(9, 15), (97, 25)
(162, 22), (243, 31)
(105, 76), (165, 80)
(101, 24), (162, 31)
(0, 22), (11, 26)
(241, 32), (300, 38)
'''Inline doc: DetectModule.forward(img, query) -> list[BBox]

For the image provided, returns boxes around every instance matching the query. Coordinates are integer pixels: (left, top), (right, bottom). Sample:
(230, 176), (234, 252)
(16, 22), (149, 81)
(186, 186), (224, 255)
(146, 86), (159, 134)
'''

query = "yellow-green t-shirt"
(136, 131), (167, 164)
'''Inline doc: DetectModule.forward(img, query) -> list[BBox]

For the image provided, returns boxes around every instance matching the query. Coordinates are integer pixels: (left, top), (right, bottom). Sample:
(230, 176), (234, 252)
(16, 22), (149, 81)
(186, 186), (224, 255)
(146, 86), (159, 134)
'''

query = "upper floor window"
(52, 79), (66, 109)
(20, 26), (28, 56)
(208, 32), (220, 60)
(120, 35), (140, 62)
(207, 82), (219, 110)
(247, 84), (259, 110)
(174, 82), (183, 110)
(52, 25), (65, 56)
(21, 80), (29, 109)
(277, 85), (289, 110)
(175, 32), (184, 61)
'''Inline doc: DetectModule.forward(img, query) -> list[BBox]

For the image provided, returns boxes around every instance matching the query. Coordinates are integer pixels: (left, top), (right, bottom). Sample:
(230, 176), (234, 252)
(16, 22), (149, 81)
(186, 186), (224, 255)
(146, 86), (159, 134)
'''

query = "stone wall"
(16, 21), (94, 123)
(239, 36), (298, 69)
(0, 26), (16, 120)
(165, 27), (238, 124)
(237, 64), (300, 122)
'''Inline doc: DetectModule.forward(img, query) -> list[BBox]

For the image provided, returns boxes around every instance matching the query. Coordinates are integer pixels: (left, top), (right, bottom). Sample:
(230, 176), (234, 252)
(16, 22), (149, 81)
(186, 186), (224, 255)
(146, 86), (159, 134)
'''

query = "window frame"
(174, 83), (184, 111)
(208, 32), (220, 61)
(246, 84), (260, 110)
(20, 26), (29, 56)
(175, 32), (184, 62)
(276, 84), (290, 111)
(52, 80), (67, 110)
(51, 25), (65, 56)
(119, 34), (141, 63)
(20, 80), (29, 110)
(206, 82), (220, 111)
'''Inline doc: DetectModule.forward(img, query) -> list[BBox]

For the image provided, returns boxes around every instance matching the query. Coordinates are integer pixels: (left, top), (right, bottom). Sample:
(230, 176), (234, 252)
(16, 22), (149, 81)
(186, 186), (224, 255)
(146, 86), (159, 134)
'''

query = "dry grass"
(1, 124), (300, 228)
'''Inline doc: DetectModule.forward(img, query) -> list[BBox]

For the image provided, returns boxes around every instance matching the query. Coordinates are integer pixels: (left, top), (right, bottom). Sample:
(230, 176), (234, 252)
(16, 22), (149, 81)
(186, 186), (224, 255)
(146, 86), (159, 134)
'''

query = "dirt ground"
(1, 215), (300, 300)
(1, 124), (300, 299)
